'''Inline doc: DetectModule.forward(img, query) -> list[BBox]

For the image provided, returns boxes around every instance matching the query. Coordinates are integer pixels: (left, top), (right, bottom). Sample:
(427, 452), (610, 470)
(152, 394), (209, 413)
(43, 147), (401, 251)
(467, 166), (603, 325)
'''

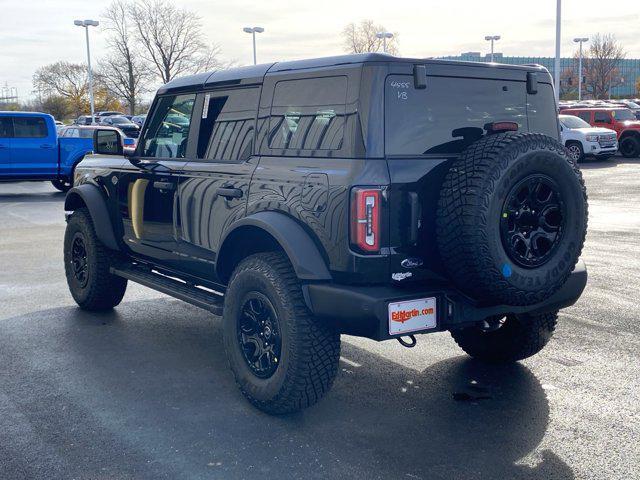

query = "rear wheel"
(64, 208), (127, 310)
(565, 141), (584, 163)
(619, 135), (640, 158)
(223, 252), (340, 414)
(51, 178), (72, 193)
(451, 312), (558, 363)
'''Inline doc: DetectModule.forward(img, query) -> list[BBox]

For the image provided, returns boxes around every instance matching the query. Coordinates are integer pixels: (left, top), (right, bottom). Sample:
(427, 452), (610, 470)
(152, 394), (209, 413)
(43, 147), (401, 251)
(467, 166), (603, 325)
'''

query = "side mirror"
(93, 129), (123, 156)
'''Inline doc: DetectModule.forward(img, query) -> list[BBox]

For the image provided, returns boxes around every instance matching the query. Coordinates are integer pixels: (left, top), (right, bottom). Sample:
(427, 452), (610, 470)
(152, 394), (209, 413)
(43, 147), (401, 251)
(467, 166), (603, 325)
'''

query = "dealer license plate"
(388, 297), (437, 335)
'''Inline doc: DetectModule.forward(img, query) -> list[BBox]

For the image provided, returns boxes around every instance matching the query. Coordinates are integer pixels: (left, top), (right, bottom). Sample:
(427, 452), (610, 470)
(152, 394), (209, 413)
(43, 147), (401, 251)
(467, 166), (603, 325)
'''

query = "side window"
(13, 116), (48, 138)
(197, 87), (259, 161)
(594, 111), (611, 123)
(0, 117), (13, 137)
(142, 94), (196, 159)
(577, 112), (591, 123)
(268, 76), (347, 153)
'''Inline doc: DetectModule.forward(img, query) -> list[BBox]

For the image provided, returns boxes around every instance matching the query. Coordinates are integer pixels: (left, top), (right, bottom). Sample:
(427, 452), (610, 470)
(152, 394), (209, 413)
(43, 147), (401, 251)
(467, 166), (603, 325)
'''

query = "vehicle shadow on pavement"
(0, 190), (65, 203)
(0, 299), (574, 480)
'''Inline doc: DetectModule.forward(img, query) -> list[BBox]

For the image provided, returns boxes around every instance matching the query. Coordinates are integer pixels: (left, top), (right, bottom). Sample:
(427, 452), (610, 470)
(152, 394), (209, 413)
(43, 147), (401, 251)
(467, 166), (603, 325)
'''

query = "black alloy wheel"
(70, 232), (89, 288)
(500, 174), (565, 269)
(237, 292), (282, 379)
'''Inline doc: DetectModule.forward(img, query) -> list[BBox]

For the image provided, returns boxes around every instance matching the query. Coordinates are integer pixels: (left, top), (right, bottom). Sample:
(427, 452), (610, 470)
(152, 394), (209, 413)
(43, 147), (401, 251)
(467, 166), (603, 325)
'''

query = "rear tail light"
(351, 187), (381, 253)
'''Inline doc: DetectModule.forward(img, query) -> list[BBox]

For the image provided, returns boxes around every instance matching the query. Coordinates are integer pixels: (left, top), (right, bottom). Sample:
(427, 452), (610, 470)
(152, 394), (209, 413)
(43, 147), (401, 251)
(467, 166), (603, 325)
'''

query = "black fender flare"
(64, 184), (119, 251)
(218, 212), (332, 281)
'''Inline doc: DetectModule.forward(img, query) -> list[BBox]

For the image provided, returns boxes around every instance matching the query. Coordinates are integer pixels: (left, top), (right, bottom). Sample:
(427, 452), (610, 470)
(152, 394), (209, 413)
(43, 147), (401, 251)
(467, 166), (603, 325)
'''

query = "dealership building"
(440, 52), (640, 98)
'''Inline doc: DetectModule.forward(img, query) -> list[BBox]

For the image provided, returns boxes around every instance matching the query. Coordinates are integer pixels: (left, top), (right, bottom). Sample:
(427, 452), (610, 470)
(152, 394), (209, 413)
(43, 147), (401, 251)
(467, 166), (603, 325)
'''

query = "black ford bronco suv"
(63, 54), (588, 414)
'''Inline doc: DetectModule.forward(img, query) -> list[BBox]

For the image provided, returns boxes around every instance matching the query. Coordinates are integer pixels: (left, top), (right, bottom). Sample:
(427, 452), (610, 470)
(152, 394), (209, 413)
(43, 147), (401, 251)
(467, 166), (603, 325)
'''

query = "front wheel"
(64, 208), (127, 310)
(450, 311), (558, 363)
(619, 136), (640, 158)
(566, 142), (584, 163)
(222, 252), (341, 414)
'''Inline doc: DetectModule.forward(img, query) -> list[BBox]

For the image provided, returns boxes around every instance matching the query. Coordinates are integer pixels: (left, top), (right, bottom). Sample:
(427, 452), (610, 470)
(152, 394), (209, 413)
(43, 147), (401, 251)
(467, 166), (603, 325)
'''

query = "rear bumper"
(304, 260), (587, 341)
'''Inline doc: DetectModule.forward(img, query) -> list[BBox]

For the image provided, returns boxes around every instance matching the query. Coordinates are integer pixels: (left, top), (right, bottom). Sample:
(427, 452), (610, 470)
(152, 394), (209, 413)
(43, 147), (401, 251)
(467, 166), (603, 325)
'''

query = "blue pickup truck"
(0, 111), (94, 192)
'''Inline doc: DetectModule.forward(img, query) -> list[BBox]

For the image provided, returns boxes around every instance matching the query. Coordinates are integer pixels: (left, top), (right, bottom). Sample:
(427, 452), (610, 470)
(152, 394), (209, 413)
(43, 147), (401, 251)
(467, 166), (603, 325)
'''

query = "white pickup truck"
(559, 114), (618, 162)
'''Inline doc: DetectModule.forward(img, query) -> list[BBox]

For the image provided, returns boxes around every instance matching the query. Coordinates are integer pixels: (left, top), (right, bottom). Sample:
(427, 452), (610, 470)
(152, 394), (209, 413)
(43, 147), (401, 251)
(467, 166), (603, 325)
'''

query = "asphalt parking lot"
(1, 157), (639, 480)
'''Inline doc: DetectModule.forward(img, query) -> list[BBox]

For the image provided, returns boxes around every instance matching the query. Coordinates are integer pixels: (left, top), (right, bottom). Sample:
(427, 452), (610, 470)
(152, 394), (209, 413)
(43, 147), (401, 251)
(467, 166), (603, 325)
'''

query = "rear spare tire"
(437, 133), (587, 306)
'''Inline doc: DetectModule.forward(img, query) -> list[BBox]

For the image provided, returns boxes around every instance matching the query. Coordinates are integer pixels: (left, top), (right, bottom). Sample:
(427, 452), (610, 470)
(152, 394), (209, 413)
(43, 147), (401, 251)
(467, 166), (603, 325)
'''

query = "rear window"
(384, 75), (557, 156)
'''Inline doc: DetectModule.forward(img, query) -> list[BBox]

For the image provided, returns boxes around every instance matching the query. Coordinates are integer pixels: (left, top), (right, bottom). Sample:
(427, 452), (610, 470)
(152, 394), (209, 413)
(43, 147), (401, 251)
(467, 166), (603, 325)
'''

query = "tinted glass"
(13, 116), (48, 138)
(612, 109), (635, 121)
(79, 129), (94, 138)
(142, 94), (195, 158)
(576, 111), (592, 123)
(526, 83), (559, 138)
(197, 88), (259, 161)
(0, 117), (12, 137)
(594, 111), (611, 123)
(268, 76), (347, 152)
(385, 76), (527, 156)
(110, 117), (131, 125)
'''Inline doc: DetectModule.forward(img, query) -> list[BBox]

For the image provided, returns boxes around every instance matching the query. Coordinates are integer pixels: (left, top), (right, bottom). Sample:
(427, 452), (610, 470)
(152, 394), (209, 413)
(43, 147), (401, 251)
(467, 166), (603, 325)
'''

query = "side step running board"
(110, 264), (224, 316)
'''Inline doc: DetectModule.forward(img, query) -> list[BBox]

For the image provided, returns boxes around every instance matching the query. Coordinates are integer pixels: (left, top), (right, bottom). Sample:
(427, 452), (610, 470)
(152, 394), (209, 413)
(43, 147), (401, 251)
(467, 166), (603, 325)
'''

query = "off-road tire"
(223, 252), (340, 414)
(51, 179), (72, 193)
(620, 135), (640, 158)
(64, 208), (127, 310)
(437, 133), (588, 306)
(565, 141), (584, 163)
(450, 311), (558, 363)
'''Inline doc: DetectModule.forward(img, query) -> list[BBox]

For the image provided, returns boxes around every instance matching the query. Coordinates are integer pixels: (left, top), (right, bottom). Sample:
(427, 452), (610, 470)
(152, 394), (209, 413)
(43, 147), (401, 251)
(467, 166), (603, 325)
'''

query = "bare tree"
(129, 0), (223, 84)
(33, 62), (89, 116)
(582, 34), (626, 99)
(100, 0), (153, 114)
(342, 20), (399, 56)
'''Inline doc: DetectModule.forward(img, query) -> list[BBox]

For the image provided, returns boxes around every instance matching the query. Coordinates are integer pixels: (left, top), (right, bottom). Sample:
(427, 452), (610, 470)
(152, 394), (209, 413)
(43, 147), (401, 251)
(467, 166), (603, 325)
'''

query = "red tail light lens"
(351, 187), (381, 253)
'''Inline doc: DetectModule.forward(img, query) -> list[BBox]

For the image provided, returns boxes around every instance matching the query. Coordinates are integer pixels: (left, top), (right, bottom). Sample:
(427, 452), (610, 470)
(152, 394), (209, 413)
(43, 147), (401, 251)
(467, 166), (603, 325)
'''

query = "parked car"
(63, 54), (588, 414)
(95, 111), (123, 117)
(562, 107), (640, 157)
(0, 111), (95, 192)
(559, 114), (618, 162)
(610, 100), (640, 119)
(99, 115), (140, 138)
(131, 114), (147, 127)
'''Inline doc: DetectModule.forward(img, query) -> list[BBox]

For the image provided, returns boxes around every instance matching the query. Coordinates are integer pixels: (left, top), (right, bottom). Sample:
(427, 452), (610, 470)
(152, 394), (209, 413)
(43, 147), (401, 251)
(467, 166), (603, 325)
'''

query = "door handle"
(153, 181), (175, 190)
(40, 144), (55, 149)
(216, 187), (243, 199)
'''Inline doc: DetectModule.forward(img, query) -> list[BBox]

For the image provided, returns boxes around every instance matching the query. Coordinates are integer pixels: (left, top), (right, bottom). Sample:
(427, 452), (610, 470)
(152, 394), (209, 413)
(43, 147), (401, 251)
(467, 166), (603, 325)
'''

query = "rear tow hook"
(397, 335), (417, 348)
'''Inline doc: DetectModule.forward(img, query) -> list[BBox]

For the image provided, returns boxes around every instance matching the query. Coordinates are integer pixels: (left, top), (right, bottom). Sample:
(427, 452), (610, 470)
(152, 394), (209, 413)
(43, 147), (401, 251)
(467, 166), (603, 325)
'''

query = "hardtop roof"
(158, 53), (549, 94)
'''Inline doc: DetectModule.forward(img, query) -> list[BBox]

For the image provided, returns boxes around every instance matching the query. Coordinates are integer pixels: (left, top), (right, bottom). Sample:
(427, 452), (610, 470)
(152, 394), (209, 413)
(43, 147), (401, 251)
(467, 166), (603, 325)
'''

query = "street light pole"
(376, 32), (394, 53)
(573, 37), (589, 101)
(554, 0), (562, 105)
(74, 19), (99, 123)
(243, 27), (264, 65)
(484, 35), (501, 62)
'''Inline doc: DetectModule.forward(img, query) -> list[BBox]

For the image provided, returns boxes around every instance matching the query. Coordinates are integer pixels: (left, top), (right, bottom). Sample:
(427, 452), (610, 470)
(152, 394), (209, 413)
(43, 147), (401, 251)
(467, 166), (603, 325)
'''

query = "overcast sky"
(1, 0), (639, 101)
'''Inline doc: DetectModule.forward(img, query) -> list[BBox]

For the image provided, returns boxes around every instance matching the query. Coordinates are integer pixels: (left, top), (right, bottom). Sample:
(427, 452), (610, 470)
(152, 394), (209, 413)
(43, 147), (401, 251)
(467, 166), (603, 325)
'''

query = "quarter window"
(268, 76), (347, 152)
(197, 88), (259, 161)
(13, 116), (48, 138)
(142, 94), (195, 159)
